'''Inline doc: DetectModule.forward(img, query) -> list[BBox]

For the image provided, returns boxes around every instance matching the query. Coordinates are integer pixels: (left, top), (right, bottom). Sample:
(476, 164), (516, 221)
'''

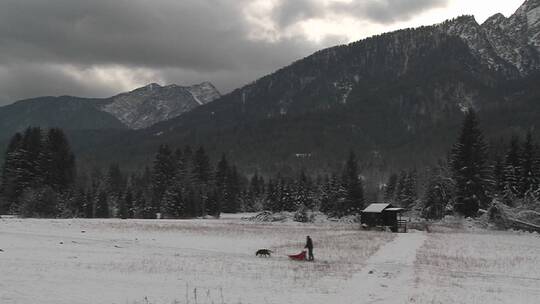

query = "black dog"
(256, 249), (273, 257)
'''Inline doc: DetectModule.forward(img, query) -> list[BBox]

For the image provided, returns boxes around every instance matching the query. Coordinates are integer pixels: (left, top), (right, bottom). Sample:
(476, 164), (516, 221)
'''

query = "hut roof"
(362, 203), (392, 213)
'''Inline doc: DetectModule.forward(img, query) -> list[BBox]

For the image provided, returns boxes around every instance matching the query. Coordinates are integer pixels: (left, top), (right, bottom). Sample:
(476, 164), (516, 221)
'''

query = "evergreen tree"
(384, 173), (398, 201)
(280, 177), (295, 212)
(18, 186), (58, 218)
(422, 166), (454, 219)
(84, 191), (94, 218)
(162, 179), (185, 218)
(450, 110), (492, 217)
(205, 189), (221, 217)
(123, 190), (134, 219)
(1, 127), (76, 215)
(106, 163), (125, 217)
(265, 178), (279, 212)
(294, 170), (314, 210)
(95, 190), (110, 218)
(341, 151), (364, 215)
(151, 144), (175, 215)
(20, 127), (43, 189)
(117, 193), (127, 219)
(493, 156), (505, 196)
(247, 172), (265, 211)
(133, 189), (148, 219)
(518, 131), (538, 197)
(224, 166), (240, 212)
(503, 135), (521, 199)
(215, 154), (230, 206)
(41, 128), (76, 191)
(1, 132), (25, 210)
(192, 146), (212, 184)
(319, 174), (338, 215)
(397, 170), (417, 209)
(106, 164), (125, 196)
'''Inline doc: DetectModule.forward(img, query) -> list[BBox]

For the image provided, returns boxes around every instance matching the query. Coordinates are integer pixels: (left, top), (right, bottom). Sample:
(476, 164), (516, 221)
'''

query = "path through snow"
(336, 231), (427, 303)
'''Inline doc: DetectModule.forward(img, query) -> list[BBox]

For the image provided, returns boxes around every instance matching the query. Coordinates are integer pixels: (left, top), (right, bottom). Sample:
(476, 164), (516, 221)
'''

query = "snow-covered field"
(0, 215), (393, 304)
(2, 216), (539, 304)
(411, 231), (540, 304)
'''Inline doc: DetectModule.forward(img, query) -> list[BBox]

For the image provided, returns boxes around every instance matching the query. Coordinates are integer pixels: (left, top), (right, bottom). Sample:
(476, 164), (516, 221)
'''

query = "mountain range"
(0, 82), (221, 141)
(2, 0), (540, 176)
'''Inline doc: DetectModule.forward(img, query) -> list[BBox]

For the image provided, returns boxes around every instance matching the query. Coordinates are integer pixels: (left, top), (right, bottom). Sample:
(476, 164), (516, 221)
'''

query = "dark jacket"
(305, 237), (313, 250)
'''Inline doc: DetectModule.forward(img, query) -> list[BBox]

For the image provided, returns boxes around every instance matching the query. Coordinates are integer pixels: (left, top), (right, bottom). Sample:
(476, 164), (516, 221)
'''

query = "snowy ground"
(411, 231), (540, 304)
(2, 216), (539, 304)
(0, 216), (393, 304)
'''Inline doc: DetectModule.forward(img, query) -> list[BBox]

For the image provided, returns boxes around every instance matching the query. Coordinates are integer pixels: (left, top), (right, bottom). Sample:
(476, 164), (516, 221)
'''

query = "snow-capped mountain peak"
(101, 82), (221, 129)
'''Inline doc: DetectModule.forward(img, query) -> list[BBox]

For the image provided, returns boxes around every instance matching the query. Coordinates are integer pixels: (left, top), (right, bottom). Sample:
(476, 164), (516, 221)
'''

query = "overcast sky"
(0, 0), (525, 105)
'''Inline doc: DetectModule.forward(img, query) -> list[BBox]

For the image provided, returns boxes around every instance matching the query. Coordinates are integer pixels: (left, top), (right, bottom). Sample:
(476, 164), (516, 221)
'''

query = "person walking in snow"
(305, 236), (314, 261)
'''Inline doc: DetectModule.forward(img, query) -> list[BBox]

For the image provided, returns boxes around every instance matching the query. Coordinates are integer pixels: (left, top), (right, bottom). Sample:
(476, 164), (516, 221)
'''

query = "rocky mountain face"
(441, 0), (540, 77)
(101, 82), (221, 129)
(86, 0), (540, 173)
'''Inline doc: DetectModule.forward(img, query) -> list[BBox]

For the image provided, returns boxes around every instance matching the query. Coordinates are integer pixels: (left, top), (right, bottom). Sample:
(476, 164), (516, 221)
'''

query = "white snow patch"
(190, 93), (204, 105)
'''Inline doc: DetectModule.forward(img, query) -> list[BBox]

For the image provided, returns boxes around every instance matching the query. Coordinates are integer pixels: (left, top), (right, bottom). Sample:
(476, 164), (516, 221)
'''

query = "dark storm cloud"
(0, 0), (332, 104)
(0, 0), (445, 105)
(273, 0), (449, 28)
(0, 0), (311, 71)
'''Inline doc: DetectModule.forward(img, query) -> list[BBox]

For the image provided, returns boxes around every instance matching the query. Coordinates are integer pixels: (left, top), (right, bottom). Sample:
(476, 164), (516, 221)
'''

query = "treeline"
(3, 111), (538, 220)
(0, 127), (76, 216)
(84, 147), (366, 219)
(0, 128), (366, 219)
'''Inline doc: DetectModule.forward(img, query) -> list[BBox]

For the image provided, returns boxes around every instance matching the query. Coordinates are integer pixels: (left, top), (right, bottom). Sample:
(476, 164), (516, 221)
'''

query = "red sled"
(288, 251), (307, 261)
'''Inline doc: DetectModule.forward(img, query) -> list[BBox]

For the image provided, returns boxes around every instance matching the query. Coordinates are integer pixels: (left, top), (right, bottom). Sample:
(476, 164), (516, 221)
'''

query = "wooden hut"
(361, 203), (406, 232)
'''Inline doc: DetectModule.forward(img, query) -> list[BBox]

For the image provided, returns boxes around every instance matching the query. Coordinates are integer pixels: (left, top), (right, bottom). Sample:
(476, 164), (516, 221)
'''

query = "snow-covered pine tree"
(20, 127), (43, 190)
(518, 131), (538, 198)
(192, 146), (212, 184)
(132, 189), (148, 219)
(84, 190), (93, 218)
(205, 188), (221, 217)
(1, 132), (25, 210)
(384, 173), (398, 202)
(502, 135), (522, 201)
(106, 163), (125, 216)
(151, 144), (175, 215)
(162, 178), (185, 218)
(246, 172), (265, 211)
(289, 170), (312, 211)
(41, 128), (76, 192)
(396, 170), (417, 209)
(264, 178), (279, 212)
(215, 153), (230, 210)
(224, 166), (241, 213)
(318, 174), (336, 215)
(341, 151), (364, 215)
(422, 166), (454, 219)
(493, 156), (505, 196)
(395, 171), (407, 206)
(121, 189), (134, 219)
(94, 190), (110, 218)
(450, 110), (492, 217)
